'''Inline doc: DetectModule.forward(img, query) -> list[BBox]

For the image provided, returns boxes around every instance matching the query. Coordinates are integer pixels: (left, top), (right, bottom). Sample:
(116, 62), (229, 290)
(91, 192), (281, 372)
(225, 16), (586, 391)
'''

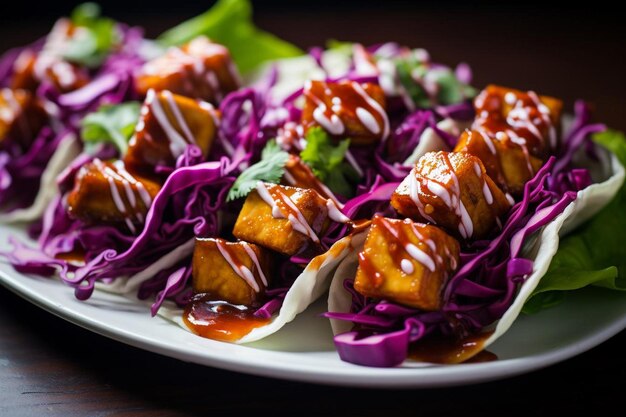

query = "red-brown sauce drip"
(408, 331), (496, 364)
(183, 294), (270, 342)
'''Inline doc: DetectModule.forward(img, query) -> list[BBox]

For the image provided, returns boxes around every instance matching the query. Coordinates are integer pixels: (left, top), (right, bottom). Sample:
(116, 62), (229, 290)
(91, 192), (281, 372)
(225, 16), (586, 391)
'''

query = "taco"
(324, 85), (625, 367)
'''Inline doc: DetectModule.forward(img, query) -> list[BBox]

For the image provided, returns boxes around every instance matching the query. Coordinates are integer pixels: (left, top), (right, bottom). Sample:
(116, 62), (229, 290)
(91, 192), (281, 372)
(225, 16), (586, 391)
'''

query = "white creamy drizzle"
(162, 90), (195, 144)
(255, 182), (321, 244)
(476, 127), (497, 154)
(407, 169), (436, 224)
(356, 107), (381, 135)
(326, 199), (350, 223)
(400, 259), (414, 275)
(242, 242), (268, 287)
(146, 89), (190, 158)
(351, 81), (390, 140)
(505, 193), (516, 206)
(528, 91), (557, 150)
(378, 217), (436, 273)
(92, 159), (153, 228)
(506, 129), (535, 175)
(215, 240), (260, 293)
(344, 149), (364, 178)
(441, 155), (473, 239)
(115, 163), (153, 208)
(474, 162), (494, 205)
(508, 103), (544, 142)
(304, 81), (346, 136)
(405, 243), (436, 272)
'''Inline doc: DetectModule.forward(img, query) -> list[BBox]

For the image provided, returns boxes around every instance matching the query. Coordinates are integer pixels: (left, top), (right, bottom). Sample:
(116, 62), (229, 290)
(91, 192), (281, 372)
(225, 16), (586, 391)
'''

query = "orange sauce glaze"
(183, 294), (270, 342)
(408, 331), (497, 364)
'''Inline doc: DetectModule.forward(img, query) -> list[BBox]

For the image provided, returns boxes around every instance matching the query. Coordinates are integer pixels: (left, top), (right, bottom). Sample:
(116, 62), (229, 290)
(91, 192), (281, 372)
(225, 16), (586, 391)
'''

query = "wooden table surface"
(1, 4), (625, 416)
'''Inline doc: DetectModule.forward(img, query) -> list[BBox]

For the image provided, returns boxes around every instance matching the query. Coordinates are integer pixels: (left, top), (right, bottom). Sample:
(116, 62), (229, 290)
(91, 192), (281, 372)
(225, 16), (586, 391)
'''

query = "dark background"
(1, 1), (625, 415)
(2, 0), (624, 130)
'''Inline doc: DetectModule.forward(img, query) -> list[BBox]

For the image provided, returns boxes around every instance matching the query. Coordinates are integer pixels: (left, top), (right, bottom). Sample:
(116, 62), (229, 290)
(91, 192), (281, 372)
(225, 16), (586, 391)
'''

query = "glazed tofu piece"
(0, 88), (47, 148)
(454, 129), (544, 195)
(67, 159), (161, 230)
(135, 36), (240, 104)
(391, 151), (511, 240)
(233, 183), (330, 256)
(354, 215), (460, 311)
(124, 89), (218, 176)
(473, 84), (563, 158)
(301, 80), (388, 145)
(192, 238), (271, 306)
(11, 19), (89, 93)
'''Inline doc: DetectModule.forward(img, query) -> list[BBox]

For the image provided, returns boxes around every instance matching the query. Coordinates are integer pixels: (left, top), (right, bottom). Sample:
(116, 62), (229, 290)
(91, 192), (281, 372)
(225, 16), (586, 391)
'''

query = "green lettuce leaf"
(523, 130), (626, 314)
(157, 0), (303, 74)
(81, 102), (141, 155)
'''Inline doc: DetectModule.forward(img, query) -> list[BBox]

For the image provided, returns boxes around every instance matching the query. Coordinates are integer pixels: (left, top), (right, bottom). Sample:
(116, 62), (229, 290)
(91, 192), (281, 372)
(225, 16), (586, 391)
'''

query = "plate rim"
(2, 261), (625, 389)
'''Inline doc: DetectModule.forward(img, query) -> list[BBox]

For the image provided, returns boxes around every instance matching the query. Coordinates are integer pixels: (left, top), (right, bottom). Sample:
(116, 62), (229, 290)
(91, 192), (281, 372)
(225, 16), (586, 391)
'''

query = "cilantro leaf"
(227, 139), (289, 201)
(300, 127), (357, 197)
(81, 102), (141, 155)
(63, 3), (119, 67)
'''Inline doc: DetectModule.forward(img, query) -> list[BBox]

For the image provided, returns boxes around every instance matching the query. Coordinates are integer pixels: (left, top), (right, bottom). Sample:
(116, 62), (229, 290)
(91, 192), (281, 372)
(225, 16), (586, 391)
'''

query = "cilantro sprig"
(62, 3), (119, 68)
(227, 140), (289, 201)
(300, 127), (358, 197)
(81, 102), (141, 155)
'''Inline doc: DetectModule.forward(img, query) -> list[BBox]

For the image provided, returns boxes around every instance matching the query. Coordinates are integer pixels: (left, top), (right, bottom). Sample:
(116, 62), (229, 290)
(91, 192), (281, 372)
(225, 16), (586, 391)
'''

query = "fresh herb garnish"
(227, 139), (289, 201)
(81, 101), (141, 155)
(300, 127), (358, 197)
(62, 2), (119, 67)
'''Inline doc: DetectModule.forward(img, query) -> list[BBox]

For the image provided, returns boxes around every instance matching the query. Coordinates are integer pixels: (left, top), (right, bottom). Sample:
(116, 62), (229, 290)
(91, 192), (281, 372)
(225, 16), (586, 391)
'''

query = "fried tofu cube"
(12, 19), (90, 93)
(454, 129), (544, 195)
(354, 215), (460, 311)
(67, 159), (161, 228)
(192, 238), (271, 306)
(474, 84), (563, 158)
(302, 80), (388, 145)
(0, 88), (47, 148)
(124, 89), (218, 176)
(391, 151), (511, 240)
(135, 36), (240, 104)
(233, 183), (330, 256)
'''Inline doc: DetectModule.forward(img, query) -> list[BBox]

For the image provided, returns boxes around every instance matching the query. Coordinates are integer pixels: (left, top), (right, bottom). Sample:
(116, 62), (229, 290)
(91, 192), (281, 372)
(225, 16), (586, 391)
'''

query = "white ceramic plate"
(1, 223), (625, 388)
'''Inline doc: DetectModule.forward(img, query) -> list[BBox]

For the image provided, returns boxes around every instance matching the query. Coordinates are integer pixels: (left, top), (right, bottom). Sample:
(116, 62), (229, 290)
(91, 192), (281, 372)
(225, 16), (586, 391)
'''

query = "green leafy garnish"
(62, 3), (119, 67)
(300, 127), (358, 198)
(227, 140), (289, 201)
(81, 102), (141, 155)
(157, 0), (303, 74)
(394, 51), (476, 107)
(523, 130), (626, 314)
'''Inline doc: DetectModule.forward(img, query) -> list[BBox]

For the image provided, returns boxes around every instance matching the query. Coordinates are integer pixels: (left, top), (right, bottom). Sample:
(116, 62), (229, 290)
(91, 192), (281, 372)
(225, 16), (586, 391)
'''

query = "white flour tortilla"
(0, 133), (81, 223)
(327, 148), (624, 363)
